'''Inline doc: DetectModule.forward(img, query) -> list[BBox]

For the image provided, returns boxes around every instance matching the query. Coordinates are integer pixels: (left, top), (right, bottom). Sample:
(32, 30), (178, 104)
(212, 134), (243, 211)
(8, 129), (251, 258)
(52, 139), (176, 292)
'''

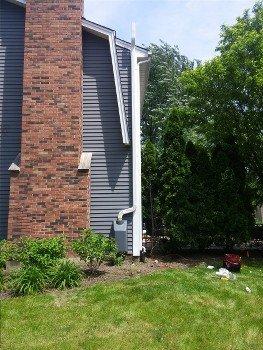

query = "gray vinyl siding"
(0, 0), (24, 238)
(83, 32), (133, 252)
(0, 3), (134, 249)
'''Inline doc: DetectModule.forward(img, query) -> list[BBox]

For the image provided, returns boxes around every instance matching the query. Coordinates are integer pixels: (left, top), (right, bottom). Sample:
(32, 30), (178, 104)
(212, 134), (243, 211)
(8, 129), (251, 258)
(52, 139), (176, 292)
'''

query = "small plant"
(19, 236), (66, 269)
(9, 266), (47, 296)
(107, 252), (125, 266)
(49, 260), (82, 290)
(72, 229), (118, 272)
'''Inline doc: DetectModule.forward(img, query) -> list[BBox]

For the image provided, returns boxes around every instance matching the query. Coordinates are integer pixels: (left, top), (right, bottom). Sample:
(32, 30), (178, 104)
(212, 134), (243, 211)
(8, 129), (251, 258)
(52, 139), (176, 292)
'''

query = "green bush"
(0, 269), (4, 292)
(19, 237), (66, 269)
(107, 253), (125, 266)
(0, 240), (19, 269)
(49, 260), (82, 290)
(72, 229), (118, 272)
(9, 266), (47, 296)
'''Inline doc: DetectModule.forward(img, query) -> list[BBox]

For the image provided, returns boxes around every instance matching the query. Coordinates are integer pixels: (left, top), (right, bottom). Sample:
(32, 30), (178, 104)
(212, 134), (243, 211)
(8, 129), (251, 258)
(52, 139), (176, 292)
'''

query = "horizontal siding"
(0, 0), (24, 238)
(0, 4), (134, 247)
(83, 32), (133, 251)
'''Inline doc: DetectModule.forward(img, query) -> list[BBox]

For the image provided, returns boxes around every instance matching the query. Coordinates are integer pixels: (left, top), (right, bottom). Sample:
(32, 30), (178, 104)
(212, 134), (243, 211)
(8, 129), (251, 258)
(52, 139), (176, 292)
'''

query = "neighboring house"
(0, 0), (150, 256)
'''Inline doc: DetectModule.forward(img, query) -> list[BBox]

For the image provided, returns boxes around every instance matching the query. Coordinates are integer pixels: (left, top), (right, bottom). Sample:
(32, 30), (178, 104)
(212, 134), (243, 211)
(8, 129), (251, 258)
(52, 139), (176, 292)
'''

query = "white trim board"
(82, 20), (130, 145)
(6, 0), (25, 6)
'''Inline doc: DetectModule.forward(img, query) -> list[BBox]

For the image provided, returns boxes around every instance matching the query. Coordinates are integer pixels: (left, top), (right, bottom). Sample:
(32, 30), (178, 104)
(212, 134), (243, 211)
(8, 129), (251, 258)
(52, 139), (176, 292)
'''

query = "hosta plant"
(49, 259), (82, 290)
(9, 266), (47, 296)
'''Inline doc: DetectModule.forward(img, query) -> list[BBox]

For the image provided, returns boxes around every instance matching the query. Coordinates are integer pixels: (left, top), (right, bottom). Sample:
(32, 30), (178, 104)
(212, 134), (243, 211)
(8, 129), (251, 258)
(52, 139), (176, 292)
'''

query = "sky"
(84, 0), (256, 61)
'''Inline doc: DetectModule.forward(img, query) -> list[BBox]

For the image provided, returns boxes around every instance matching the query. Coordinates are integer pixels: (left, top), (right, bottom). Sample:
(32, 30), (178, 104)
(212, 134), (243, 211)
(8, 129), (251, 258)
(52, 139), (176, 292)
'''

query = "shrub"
(107, 253), (125, 266)
(0, 240), (19, 269)
(19, 237), (66, 269)
(9, 266), (47, 296)
(49, 260), (82, 290)
(72, 229), (118, 272)
(0, 269), (4, 292)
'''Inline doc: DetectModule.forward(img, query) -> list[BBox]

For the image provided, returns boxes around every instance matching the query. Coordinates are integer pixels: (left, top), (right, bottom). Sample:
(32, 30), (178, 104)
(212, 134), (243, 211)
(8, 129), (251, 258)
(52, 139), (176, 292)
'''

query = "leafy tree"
(182, 141), (216, 249)
(159, 108), (190, 244)
(159, 108), (217, 248)
(211, 137), (254, 248)
(181, 2), (263, 205)
(142, 140), (161, 235)
(142, 42), (195, 143)
(142, 43), (195, 236)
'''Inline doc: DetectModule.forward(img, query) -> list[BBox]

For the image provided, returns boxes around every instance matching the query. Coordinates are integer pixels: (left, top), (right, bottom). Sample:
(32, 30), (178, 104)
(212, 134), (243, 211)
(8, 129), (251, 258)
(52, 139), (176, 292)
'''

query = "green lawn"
(1, 261), (263, 350)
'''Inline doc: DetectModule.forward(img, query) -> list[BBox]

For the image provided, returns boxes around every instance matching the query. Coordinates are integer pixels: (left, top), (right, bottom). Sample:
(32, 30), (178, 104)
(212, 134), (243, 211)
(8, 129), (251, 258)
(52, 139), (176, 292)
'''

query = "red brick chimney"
(8, 0), (90, 238)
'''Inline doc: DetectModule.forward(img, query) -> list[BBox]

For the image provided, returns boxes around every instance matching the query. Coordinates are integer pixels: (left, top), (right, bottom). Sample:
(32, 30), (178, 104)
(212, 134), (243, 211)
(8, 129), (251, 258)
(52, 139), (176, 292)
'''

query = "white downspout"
(131, 23), (142, 257)
(117, 206), (136, 222)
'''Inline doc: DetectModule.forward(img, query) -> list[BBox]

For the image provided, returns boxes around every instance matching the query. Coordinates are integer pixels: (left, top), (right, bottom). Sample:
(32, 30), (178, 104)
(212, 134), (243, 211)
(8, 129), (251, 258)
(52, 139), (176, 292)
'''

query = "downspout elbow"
(117, 206), (136, 223)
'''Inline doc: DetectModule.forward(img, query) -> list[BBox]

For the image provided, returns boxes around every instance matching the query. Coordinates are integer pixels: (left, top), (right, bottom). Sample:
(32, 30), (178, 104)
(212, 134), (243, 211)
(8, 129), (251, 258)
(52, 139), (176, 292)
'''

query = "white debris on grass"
(207, 265), (215, 270)
(216, 268), (236, 281)
(245, 287), (252, 293)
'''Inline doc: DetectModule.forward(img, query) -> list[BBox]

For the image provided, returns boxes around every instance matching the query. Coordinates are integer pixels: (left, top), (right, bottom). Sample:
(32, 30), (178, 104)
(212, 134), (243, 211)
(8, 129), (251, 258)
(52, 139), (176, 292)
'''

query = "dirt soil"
(2, 251), (261, 299)
(77, 253), (222, 287)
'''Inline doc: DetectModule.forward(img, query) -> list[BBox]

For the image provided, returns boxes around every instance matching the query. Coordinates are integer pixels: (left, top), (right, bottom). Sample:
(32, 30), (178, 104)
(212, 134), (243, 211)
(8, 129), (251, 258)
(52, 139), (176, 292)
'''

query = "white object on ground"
(245, 287), (252, 293)
(207, 265), (215, 270)
(216, 268), (236, 280)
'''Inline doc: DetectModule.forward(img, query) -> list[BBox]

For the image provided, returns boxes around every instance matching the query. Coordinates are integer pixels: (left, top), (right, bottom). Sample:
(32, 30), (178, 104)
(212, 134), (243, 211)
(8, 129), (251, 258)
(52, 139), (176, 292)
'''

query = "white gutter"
(131, 23), (143, 257)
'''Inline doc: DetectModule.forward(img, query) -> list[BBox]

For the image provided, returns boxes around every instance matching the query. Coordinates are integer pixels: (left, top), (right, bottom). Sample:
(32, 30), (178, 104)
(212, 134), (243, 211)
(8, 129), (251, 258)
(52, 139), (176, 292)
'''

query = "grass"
(1, 260), (263, 350)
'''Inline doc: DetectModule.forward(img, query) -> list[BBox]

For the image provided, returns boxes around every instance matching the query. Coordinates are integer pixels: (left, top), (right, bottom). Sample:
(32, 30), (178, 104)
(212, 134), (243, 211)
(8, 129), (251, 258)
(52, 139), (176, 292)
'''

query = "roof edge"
(6, 0), (25, 7)
(6, 0), (149, 55)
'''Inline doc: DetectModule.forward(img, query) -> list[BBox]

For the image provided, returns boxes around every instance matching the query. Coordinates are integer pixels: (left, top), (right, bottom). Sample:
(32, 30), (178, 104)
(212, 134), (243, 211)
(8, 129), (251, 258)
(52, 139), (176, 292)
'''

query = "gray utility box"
(113, 220), (127, 252)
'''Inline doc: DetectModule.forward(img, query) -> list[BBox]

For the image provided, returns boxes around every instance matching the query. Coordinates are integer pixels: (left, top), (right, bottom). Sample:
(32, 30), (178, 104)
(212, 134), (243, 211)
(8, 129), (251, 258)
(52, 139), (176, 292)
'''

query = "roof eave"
(6, 0), (25, 7)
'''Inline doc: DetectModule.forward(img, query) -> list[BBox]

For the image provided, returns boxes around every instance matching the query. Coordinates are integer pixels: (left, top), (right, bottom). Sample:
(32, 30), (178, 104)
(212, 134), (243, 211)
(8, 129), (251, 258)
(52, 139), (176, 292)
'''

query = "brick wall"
(8, 0), (90, 238)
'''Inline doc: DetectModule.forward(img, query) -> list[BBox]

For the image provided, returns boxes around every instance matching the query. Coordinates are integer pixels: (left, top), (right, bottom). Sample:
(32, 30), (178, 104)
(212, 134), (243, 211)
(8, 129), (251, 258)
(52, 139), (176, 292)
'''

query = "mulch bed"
(1, 251), (262, 299)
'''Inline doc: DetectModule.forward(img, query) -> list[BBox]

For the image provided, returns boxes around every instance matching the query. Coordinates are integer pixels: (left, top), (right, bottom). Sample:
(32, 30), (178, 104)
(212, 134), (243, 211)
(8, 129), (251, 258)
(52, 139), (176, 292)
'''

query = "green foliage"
(159, 109), (254, 249)
(49, 260), (82, 290)
(142, 3), (261, 249)
(159, 108), (191, 245)
(0, 269), (3, 291)
(143, 41), (195, 143)
(107, 252), (125, 267)
(72, 229), (118, 272)
(142, 141), (162, 235)
(0, 240), (19, 269)
(210, 138), (254, 247)
(180, 2), (263, 205)
(19, 237), (66, 269)
(142, 42), (196, 237)
(9, 266), (46, 296)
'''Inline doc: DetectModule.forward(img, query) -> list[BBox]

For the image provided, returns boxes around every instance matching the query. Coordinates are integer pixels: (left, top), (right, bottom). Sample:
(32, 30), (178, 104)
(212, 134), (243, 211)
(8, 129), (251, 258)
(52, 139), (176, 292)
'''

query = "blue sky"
(84, 0), (255, 61)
